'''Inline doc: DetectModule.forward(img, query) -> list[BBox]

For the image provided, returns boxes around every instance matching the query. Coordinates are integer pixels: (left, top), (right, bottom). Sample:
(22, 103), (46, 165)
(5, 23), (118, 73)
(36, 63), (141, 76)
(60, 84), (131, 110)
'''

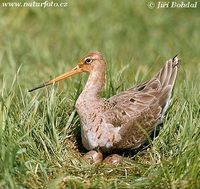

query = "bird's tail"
(157, 55), (181, 89)
(155, 55), (181, 115)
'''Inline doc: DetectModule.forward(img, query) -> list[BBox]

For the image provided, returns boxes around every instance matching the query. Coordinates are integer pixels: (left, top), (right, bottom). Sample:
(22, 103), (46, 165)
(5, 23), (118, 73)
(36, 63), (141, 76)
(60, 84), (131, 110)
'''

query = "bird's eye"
(85, 58), (92, 64)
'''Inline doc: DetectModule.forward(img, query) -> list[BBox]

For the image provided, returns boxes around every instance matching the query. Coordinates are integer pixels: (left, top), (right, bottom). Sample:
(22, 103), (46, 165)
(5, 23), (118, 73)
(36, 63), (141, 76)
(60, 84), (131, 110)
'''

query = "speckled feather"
(29, 51), (181, 159)
(75, 52), (180, 153)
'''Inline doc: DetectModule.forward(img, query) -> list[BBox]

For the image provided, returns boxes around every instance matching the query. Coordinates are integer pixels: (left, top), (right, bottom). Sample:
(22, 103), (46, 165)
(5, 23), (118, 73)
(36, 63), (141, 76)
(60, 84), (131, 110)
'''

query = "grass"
(0, 0), (200, 188)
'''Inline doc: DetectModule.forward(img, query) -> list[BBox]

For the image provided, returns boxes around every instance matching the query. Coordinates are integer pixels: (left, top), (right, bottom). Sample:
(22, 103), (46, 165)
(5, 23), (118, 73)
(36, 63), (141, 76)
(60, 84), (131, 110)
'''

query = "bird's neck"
(81, 68), (105, 99)
(75, 67), (105, 115)
(75, 64), (106, 124)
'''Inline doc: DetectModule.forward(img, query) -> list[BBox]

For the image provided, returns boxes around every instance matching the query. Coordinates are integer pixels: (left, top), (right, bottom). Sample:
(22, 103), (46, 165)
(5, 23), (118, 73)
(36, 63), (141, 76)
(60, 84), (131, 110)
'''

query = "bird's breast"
(79, 114), (122, 152)
(75, 95), (122, 152)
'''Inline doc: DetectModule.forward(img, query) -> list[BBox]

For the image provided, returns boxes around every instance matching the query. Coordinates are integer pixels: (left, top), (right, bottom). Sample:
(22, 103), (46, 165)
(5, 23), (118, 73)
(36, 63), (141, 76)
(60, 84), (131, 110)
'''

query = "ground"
(0, 1), (200, 189)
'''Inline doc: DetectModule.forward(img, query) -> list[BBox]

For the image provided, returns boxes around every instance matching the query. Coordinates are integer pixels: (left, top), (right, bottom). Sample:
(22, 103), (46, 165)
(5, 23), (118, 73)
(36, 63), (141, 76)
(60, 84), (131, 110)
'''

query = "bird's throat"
(81, 68), (105, 98)
(75, 68), (105, 119)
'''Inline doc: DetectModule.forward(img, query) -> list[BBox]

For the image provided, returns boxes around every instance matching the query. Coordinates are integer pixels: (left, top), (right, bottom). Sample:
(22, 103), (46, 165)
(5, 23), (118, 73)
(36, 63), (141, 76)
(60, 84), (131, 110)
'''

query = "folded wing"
(103, 56), (180, 149)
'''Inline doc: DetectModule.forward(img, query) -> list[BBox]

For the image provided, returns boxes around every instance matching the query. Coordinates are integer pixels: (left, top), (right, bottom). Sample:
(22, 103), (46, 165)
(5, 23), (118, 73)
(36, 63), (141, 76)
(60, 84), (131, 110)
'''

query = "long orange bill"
(28, 65), (82, 92)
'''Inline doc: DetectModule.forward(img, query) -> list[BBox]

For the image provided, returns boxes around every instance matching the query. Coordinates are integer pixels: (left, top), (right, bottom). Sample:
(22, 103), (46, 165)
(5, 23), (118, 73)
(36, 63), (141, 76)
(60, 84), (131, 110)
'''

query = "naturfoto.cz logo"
(1, 1), (68, 8)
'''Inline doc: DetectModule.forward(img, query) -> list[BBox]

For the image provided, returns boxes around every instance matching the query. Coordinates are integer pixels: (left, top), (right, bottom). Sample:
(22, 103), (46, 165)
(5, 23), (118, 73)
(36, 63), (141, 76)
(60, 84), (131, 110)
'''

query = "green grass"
(0, 1), (200, 188)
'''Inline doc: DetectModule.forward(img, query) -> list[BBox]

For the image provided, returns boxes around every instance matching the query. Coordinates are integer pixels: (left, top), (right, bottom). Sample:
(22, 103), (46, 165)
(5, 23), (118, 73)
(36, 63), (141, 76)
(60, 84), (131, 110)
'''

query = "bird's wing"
(102, 56), (180, 149)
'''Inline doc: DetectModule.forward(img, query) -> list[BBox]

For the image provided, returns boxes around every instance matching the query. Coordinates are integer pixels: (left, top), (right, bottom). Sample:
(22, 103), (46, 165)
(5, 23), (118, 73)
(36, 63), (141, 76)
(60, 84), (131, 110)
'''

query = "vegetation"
(0, 1), (199, 188)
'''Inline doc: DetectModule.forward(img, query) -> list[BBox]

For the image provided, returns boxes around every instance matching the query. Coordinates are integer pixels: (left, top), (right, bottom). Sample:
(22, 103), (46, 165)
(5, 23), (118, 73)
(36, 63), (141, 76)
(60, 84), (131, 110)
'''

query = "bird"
(29, 51), (180, 164)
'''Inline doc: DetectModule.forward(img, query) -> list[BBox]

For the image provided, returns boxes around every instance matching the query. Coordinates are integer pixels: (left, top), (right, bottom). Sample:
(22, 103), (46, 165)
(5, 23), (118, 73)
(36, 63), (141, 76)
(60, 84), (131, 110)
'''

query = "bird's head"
(28, 51), (105, 92)
(78, 51), (105, 72)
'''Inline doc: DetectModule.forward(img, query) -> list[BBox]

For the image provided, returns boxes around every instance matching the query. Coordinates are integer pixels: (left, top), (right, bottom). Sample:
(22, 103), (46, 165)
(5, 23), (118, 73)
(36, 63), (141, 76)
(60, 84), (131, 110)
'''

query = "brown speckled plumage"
(29, 52), (180, 155)
(75, 52), (180, 153)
